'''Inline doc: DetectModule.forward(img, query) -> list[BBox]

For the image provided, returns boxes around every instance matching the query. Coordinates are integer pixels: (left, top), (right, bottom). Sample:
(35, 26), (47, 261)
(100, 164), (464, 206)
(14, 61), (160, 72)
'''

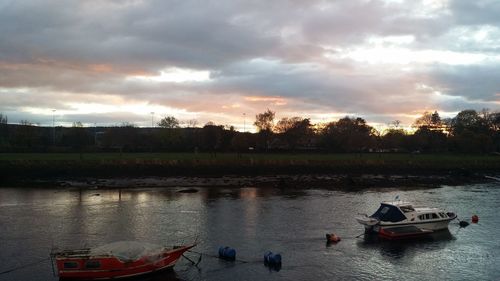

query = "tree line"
(0, 109), (498, 153)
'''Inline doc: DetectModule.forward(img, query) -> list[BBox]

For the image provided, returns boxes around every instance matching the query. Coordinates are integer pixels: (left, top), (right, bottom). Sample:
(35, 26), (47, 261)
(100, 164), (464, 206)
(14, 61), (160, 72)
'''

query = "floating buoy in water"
(326, 233), (341, 243)
(472, 215), (479, 223)
(459, 220), (469, 227)
(218, 246), (236, 261)
(264, 251), (282, 266)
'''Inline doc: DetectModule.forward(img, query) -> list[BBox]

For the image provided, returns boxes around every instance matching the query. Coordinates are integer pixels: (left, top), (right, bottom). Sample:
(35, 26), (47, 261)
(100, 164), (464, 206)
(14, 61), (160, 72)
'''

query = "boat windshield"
(400, 206), (415, 213)
(370, 204), (407, 222)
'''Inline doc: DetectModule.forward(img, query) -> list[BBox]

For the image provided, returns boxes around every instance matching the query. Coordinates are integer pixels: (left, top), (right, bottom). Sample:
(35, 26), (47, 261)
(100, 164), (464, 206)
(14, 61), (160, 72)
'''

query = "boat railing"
(51, 248), (92, 258)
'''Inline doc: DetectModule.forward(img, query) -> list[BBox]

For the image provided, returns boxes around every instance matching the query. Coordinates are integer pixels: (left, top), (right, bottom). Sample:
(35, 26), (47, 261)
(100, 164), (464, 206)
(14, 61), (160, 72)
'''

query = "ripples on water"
(0, 183), (499, 281)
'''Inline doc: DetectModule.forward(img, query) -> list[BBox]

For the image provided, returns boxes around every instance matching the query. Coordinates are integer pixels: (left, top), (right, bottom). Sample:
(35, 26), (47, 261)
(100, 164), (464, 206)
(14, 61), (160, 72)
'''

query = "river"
(0, 183), (499, 280)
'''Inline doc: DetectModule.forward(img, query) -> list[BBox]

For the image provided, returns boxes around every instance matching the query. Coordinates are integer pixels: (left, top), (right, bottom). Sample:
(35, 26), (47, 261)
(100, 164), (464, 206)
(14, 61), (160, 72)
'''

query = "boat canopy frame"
(370, 203), (407, 222)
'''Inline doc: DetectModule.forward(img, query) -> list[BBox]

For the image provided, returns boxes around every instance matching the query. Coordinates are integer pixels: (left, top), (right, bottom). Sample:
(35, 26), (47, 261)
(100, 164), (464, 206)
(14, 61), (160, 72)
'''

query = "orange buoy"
(472, 215), (479, 223)
(326, 233), (341, 243)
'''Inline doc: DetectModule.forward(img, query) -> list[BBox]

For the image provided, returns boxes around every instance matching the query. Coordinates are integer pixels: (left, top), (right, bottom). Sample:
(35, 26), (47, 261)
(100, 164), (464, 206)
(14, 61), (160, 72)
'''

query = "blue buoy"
(264, 251), (282, 266)
(218, 246), (236, 261)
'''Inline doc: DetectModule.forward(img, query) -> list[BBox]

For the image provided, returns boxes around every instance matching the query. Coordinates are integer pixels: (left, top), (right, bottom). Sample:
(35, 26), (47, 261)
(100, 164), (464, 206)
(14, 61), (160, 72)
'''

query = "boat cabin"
(370, 201), (453, 223)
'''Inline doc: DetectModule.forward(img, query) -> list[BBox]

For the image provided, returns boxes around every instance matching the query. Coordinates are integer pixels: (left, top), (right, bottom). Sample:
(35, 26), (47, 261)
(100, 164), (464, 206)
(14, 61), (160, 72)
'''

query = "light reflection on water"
(0, 183), (499, 281)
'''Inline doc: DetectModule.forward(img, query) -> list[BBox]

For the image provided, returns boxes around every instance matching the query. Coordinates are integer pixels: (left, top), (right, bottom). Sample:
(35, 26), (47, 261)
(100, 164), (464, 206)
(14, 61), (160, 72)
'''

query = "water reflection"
(0, 184), (499, 281)
(358, 229), (455, 258)
(71, 268), (184, 281)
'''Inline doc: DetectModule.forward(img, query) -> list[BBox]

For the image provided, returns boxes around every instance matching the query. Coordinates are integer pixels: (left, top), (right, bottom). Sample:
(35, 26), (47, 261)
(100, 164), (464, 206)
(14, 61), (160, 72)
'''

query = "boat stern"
(356, 214), (379, 231)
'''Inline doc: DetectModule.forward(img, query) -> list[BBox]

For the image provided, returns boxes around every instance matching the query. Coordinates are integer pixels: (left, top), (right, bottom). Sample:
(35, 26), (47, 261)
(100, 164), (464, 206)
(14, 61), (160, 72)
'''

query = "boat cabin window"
(85, 260), (101, 269)
(419, 214), (434, 220)
(439, 213), (447, 218)
(63, 261), (79, 269)
(432, 213), (439, 219)
(380, 206), (390, 214)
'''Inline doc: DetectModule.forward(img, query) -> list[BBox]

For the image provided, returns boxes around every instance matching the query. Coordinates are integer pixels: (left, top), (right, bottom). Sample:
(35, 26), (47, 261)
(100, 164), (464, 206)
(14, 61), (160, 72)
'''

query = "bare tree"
(157, 116), (180, 128)
(183, 119), (198, 128)
(390, 120), (401, 129)
(20, 120), (33, 126)
(0, 113), (7, 124)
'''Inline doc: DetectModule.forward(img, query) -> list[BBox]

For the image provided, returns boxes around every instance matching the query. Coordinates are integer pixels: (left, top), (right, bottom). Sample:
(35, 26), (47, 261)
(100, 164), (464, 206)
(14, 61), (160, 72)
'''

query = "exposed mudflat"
(45, 173), (496, 189)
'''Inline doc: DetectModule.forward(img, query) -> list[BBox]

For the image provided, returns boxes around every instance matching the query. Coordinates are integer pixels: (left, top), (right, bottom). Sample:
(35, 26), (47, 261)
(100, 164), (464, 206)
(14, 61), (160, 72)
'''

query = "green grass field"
(0, 152), (497, 162)
(1, 153), (498, 182)
(1, 152), (499, 173)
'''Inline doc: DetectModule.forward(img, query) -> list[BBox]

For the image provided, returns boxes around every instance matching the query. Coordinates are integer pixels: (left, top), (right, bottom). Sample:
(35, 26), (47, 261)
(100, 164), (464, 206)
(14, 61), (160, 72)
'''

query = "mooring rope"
(353, 231), (366, 238)
(187, 250), (253, 264)
(0, 257), (50, 275)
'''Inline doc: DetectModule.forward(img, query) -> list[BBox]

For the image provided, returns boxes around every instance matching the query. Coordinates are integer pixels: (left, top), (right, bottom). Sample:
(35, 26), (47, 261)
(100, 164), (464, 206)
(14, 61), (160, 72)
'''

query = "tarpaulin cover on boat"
(90, 241), (164, 262)
(370, 203), (407, 222)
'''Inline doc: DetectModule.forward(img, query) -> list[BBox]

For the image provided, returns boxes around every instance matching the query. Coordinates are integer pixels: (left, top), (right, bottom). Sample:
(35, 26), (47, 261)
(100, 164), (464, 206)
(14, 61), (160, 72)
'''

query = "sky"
(0, 0), (499, 131)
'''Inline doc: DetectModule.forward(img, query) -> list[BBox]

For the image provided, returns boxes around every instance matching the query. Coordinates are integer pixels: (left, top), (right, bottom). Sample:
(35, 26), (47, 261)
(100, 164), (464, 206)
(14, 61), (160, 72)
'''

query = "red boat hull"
(54, 245), (195, 280)
(378, 226), (433, 240)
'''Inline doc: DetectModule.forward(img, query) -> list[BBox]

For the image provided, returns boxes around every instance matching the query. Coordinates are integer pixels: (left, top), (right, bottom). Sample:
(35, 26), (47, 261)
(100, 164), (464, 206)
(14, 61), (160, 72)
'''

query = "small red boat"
(51, 241), (196, 280)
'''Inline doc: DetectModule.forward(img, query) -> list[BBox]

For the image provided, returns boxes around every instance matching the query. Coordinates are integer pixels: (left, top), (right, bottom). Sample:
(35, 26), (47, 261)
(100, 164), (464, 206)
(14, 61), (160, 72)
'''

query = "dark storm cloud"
(428, 63), (500, 101)
(0, 0), (284, 70)
(449, 0), (500, 26)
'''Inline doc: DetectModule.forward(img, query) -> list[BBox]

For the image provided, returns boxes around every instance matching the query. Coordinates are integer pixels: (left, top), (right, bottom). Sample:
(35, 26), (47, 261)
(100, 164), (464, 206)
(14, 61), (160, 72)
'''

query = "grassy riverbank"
(1, 152), (498, 162)
(0, 153), (499, 187)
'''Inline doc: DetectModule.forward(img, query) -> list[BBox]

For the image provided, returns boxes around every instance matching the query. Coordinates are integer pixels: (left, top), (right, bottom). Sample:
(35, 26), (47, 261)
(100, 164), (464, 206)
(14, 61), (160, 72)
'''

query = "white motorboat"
(356, 200), (457, 233)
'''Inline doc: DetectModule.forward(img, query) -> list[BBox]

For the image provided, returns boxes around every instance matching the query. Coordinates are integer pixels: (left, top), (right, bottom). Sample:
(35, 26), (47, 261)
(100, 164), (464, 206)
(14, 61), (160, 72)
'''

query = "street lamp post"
(94, 122), (98, 146)
(151, 112), (155, 128)
(243, 113), (246, 132)
(52, 109), (56, 145)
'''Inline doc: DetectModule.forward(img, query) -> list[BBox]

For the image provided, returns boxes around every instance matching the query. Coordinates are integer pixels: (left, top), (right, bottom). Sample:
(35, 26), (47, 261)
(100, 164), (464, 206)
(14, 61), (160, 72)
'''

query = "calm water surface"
(0, 183), (499, 281)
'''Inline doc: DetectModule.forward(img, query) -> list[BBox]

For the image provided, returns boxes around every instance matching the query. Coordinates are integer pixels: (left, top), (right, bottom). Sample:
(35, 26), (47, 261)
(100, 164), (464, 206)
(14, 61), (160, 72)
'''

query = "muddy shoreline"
(5, 172), (497, 189)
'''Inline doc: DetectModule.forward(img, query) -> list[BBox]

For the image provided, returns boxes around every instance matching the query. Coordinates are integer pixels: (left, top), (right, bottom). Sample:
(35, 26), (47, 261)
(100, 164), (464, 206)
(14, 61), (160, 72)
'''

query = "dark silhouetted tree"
(411, 111), (448, 152)
(64, 122), (91, 158)
(14, 120), (36, 150)
(231, 133), (250, 156)
(0, 113), (8, 150)
(200, 124), (223, 154)
(486, 111), (500, 151)
(254, 109), (275, 151)
(102, 123), (140, 153)
(450, 110), (489, 135)
(449, 109), (493, 152)
(381, 128), (408, 151)
(321, 117), (375, 152)
(254, 109), (275, 132)
(275, 117), (313, 150)
(0, 113), (7, 124)
(157, 116), (180, 128)
(413, 111), (444, 131)
(411, 127), (448, 152)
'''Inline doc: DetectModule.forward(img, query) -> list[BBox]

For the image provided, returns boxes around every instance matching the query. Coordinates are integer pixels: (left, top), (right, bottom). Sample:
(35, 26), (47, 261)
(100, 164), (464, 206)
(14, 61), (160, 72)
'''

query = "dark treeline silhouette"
(0, 110), (498, 153)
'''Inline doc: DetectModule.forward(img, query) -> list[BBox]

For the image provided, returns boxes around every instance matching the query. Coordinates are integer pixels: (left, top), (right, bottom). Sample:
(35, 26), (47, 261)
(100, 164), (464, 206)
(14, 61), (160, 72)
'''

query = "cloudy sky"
(1, 0), (499, 131)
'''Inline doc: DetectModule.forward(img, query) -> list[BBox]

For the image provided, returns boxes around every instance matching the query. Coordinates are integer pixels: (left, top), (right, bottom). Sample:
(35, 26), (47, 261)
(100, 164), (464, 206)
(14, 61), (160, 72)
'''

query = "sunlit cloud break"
(329, 48), (496, 65)
(128, 67), (211, 83)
